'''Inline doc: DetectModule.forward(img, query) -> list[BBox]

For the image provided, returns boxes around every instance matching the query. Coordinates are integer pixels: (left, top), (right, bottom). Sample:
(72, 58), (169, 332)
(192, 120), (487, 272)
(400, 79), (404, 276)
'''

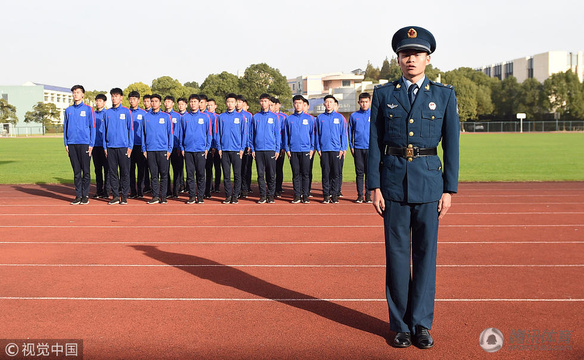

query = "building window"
(494, 64), (502, 80)
(504, 62), (513, 78)
(292, 84), (295, 91)
(527, 57), (534, 79)
(342, 80), (351, 87)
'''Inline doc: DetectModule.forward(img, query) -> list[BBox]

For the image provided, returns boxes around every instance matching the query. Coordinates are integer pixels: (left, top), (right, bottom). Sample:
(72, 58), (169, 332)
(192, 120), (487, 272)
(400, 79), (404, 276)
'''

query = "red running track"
(0, 182), (582, 359)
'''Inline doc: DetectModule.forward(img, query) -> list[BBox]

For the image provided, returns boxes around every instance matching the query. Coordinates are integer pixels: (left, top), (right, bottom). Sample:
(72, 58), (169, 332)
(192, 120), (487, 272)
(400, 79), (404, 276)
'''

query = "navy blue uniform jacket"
(367, 77), (459, 203)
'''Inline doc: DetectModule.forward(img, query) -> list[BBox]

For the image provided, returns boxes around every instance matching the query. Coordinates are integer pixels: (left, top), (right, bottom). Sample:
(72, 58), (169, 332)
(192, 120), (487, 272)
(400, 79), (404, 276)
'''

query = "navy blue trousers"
(107, 147), (130, 198)
(147, 151), (169, 199)
(353, 148), (370, 197)
(320, 151), (341, 197)
(221, 151), (242, 198)
(185, 151), (206, 199)
(92, 146), (109, 196)
(255, 151), (277, 198)
(383, 200), (439, 334)
(290, 152), (311, 198)
(68, 144), (91, 198)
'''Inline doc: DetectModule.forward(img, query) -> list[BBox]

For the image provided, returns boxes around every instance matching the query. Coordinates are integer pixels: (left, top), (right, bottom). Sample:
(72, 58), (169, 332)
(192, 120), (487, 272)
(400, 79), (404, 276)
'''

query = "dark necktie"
(408, 84), (418, 105)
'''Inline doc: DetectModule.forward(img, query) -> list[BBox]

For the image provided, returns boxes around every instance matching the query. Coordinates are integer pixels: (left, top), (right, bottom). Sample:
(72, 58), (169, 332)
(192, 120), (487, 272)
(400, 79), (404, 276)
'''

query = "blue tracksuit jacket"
(142, 110), (173, 153)
(284, 111), (315, 152)
(250, 110), (281, 152)
(103, 105), (133, 149)
(349, 109), (371, 150)
(316, 111), (348, 152)
(64, 102), (95, 146)
(217, 110), (247, 152)
(181, 110), (212, 152)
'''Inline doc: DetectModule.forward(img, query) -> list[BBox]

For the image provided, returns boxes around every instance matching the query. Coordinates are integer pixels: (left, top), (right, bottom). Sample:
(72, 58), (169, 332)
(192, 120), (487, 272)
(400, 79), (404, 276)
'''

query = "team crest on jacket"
(198, 118), (204, 124)
(268, 118), (274, 124)
(120, 114), (125, 120)
(302, 119), (309, 125)
(172, 118), (177, 123)
(80, 111), (86, 116)
(137, 115), (143, 120)
(333, 118), (340, 124)
(234, 118), (240, 124)
(159, 118), (165, 124)
(429, 102), (437, 110)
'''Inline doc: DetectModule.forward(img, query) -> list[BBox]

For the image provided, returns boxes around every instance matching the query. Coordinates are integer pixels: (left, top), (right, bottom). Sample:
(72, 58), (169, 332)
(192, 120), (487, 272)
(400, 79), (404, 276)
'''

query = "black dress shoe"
(413, 326), (434, 349)
(392, 332), (412, 348)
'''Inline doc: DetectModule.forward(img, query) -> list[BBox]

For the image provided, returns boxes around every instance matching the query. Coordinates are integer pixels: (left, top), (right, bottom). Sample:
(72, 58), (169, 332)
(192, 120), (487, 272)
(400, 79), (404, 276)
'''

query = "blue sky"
(1, 0), (582, 90)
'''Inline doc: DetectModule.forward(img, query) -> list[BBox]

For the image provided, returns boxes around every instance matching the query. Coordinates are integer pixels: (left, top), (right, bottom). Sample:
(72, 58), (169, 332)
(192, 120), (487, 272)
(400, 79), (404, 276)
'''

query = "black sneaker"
(231, 197), (239, 204)
(257, 196), (266, 204)
(204, 193), (211, 199)
(147, 197), (160, 204)
(222, 197), (231, 204)
(143, 188), (152, 194)
(338, 192), (344, 198)
(302, 196), (310, 204)
(365, 194), (372, 203)
(331, 196), (339, 204)
(356, 195), (364, 203)
(92, 194), (101, 199)
(275, 191), (282, 198)
(80, 197), (89, 205)
(186, 197), (196, 204)
(108, 197), (120, 205)
(197, 198), (204, 204)
(291, 196), (301, 204)
(267, 196), (275, 204)
(239, 193), (247, 199)
(322, 196), (330, 204)
(128, 194), (137, 199)
(120, 197), (128, 205)
(160, 198), (168, 204)
(70, 197), (82, 205)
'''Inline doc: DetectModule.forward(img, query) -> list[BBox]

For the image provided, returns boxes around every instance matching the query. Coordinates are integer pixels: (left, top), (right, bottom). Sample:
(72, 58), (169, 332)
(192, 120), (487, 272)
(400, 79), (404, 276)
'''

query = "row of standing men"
(64, 87), (373, 205)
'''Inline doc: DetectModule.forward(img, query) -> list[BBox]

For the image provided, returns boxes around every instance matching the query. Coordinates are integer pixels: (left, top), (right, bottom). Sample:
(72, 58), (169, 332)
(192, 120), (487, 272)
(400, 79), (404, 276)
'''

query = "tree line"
(365, 57), (584, 121)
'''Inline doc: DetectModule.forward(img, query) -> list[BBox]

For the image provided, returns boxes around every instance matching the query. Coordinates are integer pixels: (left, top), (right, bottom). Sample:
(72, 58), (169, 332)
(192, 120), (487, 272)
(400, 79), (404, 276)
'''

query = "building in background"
(476, 51), (584, 83)
(0, 82), (72, 135)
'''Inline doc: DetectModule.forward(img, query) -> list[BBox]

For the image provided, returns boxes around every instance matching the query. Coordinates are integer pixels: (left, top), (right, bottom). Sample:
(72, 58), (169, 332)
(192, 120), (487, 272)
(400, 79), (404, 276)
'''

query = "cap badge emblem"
(407, 28), (417, 38)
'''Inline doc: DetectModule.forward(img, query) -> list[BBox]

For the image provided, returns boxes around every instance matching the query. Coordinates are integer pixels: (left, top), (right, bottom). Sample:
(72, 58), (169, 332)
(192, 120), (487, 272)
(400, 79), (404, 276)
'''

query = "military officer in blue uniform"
(367, 26), (459, 349)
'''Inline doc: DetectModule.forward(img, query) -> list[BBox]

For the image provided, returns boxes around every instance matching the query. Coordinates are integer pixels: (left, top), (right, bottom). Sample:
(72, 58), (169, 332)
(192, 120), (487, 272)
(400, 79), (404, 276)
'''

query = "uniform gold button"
(431, 115), (435, 120)
(390, 114), (393, 118)
(438, 166), (442, 170)
(408, 158), (413, 162)
(409, 119), (414, 123)
(409, 131), (414, 136)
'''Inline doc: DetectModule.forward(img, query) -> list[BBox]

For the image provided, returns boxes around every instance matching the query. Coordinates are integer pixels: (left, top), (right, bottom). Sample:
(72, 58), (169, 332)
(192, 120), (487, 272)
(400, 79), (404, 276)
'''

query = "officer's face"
(199, 99), (207, 111)
(129, 97), (139, 109)
(189, 99), (199, 111)
(143, 98), (151, 109)
(358, 98), (370, 111)
(398, 50), (430, 82)
(207, 101), (217, 113)
(293, 100), (304, 113)
(178, 101), (187, 113)
(324, 98), (335, 112)
(151, 98), (161, 111)
(164, 100), (174, 111)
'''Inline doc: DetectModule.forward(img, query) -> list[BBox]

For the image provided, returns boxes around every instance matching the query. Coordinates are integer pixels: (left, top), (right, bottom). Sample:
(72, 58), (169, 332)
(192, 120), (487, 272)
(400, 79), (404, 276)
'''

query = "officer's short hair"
(292, 95), (304, 102)
(189, 94), (201, 101)
(143, 94), (152, 100)
(71, 85), (85, 93)
(198, 94), (208, 101)
(359, 92), (371, 100)
(151, 94), (162, 101)
(95, 94), (107, 101)
(225, 93), (237, 101)
(177, 97), (187, 104)
(259, 93), (271, 100)
(110, 88), (123, 96)
(235, 94), (246, 102)
(164, 95), (175, 102)
(323, 95), (337, 103)
(128, 91), (140, 99)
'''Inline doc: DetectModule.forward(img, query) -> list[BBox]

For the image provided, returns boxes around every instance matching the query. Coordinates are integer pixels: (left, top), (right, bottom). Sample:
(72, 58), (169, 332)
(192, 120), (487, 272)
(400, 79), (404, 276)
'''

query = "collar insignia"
(387, 104), (398, 109)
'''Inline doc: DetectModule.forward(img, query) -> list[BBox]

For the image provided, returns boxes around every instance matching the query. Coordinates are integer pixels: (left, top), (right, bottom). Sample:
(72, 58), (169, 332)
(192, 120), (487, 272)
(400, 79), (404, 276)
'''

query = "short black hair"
(188, 94), (201, 101)
(151, 94), (162, 101)
(225, 93), (237, 101)
(143, 94), (152, 100)
(272, 97), (281, 104)
(71, 85), (85, 93)
(164, 95), (175, 102)
(292, 95), (304, 102)
(303, 97), (309, 105)
(198, 94), (208, 101)
(177, 97), (187, 104)
(259, 93), (271, 100)
(110, 88), (123, 96)
(128, 91), (140, 99)
(95, 94), (107, 101)
(235, 94), (246, 102)
(208, 98), (216, 103)
(359, 92), (371, 100)
(324, 95), (337, 103)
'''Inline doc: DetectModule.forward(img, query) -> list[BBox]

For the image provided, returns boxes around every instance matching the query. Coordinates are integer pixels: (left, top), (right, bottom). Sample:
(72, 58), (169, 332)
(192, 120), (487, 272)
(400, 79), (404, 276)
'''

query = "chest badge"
(387, 104), (398, 109)
(429, 102), (436, 110)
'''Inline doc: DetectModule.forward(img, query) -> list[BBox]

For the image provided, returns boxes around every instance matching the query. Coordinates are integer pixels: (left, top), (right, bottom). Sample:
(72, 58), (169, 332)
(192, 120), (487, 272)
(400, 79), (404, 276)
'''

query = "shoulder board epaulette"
(429, 80), (455, 90)
(373, 81), (398, 90)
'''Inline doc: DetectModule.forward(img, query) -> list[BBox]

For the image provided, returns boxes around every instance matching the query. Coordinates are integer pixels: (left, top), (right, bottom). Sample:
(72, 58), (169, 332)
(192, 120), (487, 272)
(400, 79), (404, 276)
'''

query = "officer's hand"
(372, 188), (385, 217)
(438, 193), (452, 220)
(318, 151), (322, 157)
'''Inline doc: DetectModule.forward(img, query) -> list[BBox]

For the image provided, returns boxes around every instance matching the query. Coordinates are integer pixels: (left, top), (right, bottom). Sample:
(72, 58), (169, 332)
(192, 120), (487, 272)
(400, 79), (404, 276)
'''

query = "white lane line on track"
(1, 212), (584, 216)
(0, 297), (581, 302)
(1, 202), (584, 207)
(0, 225), (582, 228)
(0, 264), (580, 268)
(0, 241), (582, 245)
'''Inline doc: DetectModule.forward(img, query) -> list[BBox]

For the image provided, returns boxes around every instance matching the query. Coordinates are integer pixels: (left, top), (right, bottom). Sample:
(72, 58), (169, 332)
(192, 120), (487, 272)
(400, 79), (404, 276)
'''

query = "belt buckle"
(405, 144), (414, 161)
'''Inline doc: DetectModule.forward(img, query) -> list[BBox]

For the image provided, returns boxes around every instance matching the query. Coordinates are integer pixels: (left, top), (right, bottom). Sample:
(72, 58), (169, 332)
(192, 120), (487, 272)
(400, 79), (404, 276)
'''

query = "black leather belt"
(384, 145), (437, 161)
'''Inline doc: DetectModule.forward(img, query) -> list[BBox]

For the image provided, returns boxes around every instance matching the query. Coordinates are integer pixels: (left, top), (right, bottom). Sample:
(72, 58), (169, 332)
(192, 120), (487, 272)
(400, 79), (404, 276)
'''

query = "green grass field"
(0, 133), (583, 184)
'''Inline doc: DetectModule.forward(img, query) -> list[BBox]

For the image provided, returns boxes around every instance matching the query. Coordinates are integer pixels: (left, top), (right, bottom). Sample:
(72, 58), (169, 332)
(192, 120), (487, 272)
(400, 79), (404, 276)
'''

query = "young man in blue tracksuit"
(92, 94), (109, 199)
(181, 94), (212, 204)
(304, 98), (316, 197)
(164, 96), (183, 199)
(250, 94), (281, 204)
(202, 96), (221, 198)
(177, 97), (189, 194)
(128, 91), (148, 199)
(142, 94), (172, 204)
(237, 95), (253, 198)
(349, 92), (372, 203)
(271, 97), (287, 198)
(64, 84), (95, 205)
(142, 94), (153, 194)
(285, 95), (315, 204)
(316, 95), (348, 204)
(217, 93), (247, 204)
(103, 87), (133, 205)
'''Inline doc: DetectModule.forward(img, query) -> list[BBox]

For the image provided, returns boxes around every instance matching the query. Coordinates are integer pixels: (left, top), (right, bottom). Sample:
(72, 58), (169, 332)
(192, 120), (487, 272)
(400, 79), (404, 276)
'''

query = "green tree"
(184, 81), (200, 91)
(83, 90), (108, 108)
(387, 57), (402, 81)
(543, 70), (584, 119)
(379, 57), (391, 80)
(151, 76), (190, 110)
(492, 76), (520, 120)
(24, 102), (60, 135)
(425, 64), (442, 82)
(200, 71), (241, 113)
(123, 82), (152, 108)
(517, 78), (544, 120)
(0, 99), (18, 125)
(364, 61), (380, 81)
(239, 63), (292, 114)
